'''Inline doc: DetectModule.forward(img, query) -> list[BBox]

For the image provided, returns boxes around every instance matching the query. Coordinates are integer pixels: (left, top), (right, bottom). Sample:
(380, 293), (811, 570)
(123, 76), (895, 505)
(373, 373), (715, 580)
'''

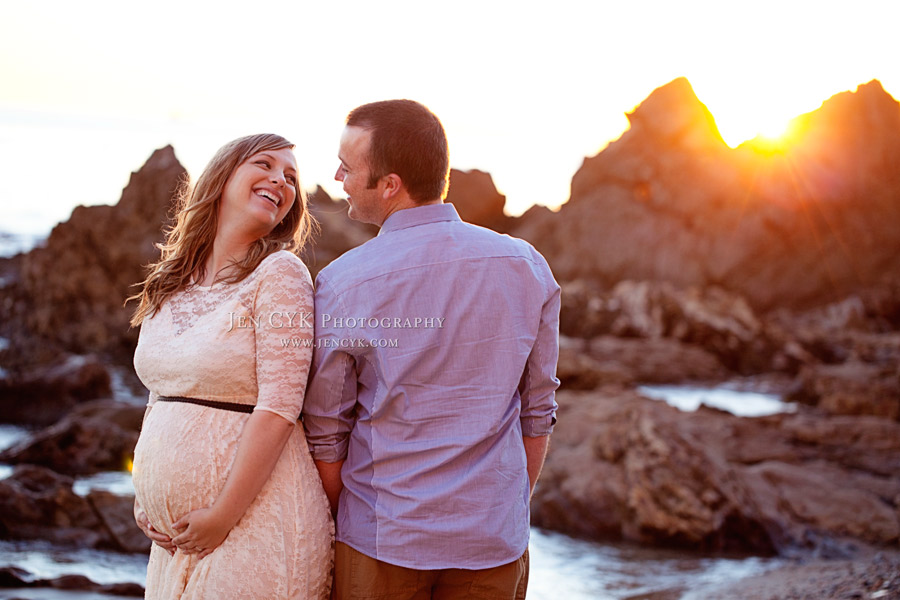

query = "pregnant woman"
(129, 134), (333, 599)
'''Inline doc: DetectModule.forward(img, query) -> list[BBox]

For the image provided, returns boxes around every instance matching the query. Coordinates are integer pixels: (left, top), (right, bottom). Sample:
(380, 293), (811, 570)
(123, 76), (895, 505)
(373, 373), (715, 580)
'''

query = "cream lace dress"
(132, 251), (333, 599)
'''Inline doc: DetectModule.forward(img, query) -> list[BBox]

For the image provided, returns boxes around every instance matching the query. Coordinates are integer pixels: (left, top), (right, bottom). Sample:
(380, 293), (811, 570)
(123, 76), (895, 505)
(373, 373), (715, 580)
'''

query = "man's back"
(304, 203), (560, 570)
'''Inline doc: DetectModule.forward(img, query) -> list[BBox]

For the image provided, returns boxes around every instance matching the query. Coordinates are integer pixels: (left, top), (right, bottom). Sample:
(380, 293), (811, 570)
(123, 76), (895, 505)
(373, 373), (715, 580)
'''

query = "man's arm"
(314, 459), (345, 518)
(303, 273), (358, 515)
(523, 435), (549, 497)
(519, 256), (560, 498)
(518, 259), (561, 439)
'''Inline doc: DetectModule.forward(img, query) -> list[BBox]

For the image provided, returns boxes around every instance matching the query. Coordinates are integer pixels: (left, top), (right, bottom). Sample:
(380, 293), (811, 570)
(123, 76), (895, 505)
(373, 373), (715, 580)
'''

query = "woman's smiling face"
(219, 147), (298, 238)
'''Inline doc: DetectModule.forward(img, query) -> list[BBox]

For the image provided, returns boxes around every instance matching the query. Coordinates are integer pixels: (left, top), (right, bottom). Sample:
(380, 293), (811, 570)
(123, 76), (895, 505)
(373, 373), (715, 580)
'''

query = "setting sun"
(756, 117), (792, 142)
(703, 99), (804, 149)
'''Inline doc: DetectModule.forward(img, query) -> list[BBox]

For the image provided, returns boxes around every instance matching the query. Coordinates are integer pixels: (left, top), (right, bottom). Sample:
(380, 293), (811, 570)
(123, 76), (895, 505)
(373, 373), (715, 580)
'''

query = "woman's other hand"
(172, 507), (233, 559)
(134, 500), (175, 556)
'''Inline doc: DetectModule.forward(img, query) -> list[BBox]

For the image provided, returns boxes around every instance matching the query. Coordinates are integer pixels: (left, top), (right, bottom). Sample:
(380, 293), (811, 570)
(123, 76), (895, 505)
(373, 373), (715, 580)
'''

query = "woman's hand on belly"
(172, 506), (233, 559)
(169, 411), (296, 559)
(134, 499), (175, 556)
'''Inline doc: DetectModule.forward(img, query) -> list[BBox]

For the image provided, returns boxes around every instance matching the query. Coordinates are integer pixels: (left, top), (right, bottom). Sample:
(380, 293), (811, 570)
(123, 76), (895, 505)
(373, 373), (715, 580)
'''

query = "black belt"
(156, 396), (254, 414)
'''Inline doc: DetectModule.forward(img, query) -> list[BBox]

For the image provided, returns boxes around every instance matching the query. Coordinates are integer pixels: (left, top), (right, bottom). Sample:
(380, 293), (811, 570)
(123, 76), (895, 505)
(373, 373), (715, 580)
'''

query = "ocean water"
(0, 231), (45, 258)
(638, 384), (795, 417)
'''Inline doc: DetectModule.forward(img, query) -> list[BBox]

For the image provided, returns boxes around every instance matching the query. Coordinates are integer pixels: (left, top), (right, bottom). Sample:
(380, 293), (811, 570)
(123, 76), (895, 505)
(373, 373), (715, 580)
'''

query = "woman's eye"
(286, 175), (297, 185)
(255, 160), (271, 168)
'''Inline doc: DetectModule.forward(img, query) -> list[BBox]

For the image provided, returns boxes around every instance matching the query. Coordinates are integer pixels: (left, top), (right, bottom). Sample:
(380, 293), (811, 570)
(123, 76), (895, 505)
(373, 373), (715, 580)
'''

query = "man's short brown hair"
(347, 99), (450, 202)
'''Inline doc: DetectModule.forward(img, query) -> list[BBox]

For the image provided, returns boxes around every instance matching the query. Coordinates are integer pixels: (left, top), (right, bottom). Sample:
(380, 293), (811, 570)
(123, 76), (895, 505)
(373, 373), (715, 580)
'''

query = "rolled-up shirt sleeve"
(518, 258), (561, 437)
(302, 271), (359, 462)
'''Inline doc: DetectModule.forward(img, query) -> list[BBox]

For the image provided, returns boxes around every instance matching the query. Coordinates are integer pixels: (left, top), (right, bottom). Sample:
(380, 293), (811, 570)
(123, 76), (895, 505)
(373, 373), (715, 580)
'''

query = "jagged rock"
(1, 147), (184, 366)
(556, 342), (633, 390)
(607, 281), (795, 373)
(558, 280), (806, 378)
(0, 565), (31, 587)
(89, 490), (151, 553)
(558, 280), (621, 339)
(0, 464), (106, 547)
(533, 389), (776, 552)
(769, 287), (900, 366)
(512, 78), (900, 312)
(0, 353), (111, 425)
(0, 565), (144, 596)
(532, 388), (900, 553)
(787, 361), (900, 420)
(445, 169), (513, 232)
(584, 335), (727, 384)
(0, 399), (143, 475)
(782, 414), (900, 477)
(742, 461), (899, 549)
(766, 291), (900, 420)
(0, 464), (145, 554)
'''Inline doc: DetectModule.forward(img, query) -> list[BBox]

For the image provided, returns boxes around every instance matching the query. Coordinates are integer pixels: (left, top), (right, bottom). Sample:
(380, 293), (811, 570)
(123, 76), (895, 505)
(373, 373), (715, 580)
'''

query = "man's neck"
(379, 198), (443, 227)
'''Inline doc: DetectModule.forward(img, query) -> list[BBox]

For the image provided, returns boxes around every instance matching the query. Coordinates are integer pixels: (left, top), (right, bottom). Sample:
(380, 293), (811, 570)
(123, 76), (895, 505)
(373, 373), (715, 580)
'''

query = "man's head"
(339, 99), (450, 207)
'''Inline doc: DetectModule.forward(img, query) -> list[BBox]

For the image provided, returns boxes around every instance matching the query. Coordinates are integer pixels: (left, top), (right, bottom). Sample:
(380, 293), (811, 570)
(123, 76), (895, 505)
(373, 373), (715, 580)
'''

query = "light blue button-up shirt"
(303, 203), (560, 569)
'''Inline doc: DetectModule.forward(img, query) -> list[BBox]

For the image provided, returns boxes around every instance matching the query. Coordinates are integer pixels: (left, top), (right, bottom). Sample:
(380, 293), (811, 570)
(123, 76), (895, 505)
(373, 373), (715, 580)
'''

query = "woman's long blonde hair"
(129, 134), (315, 326)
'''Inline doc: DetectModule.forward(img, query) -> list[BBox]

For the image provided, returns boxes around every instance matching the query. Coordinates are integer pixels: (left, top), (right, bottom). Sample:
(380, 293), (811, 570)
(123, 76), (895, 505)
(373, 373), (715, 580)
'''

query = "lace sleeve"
(252, 253), (315, 423)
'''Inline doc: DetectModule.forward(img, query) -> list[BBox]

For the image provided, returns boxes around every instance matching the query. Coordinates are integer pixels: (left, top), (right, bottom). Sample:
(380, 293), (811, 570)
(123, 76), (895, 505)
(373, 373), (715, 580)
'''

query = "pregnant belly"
(132, 403), (244, 537)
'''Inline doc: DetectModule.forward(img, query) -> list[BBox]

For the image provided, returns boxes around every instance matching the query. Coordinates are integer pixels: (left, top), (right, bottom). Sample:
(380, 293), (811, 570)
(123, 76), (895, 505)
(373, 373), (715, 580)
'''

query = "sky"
(1, 0), (898, 235)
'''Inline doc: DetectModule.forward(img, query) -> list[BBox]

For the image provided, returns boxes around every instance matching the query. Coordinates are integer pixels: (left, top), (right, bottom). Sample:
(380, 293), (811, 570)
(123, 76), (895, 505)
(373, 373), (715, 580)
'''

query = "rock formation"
(559, 279), (808, 374)
(532, 388), (900, 554)
(444, 168), (514, 232)
(0, 399), (143, 474)
(0, 566), (144, 597)
(0, 146), (184, 368)
(512, 78), (900, 311)
(0, 354), (111, 425)
(0, 464), (148, 553)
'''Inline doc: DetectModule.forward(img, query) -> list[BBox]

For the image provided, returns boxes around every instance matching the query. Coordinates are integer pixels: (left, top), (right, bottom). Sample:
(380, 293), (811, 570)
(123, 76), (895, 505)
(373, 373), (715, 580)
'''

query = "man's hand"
(314, 459), (345, 519)
(134, 501), (175, 556)
(172, 507), (233, 560)
(523, 435), (550, 498)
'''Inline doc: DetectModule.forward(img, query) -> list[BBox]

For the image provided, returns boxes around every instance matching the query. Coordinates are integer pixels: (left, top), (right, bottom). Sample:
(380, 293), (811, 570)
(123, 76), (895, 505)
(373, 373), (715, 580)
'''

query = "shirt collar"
(377, 203), (461, 236)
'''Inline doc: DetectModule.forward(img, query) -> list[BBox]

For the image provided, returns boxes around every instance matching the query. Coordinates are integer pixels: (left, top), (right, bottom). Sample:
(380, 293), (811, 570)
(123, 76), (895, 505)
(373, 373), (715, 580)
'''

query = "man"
(303, 99), (560, 599)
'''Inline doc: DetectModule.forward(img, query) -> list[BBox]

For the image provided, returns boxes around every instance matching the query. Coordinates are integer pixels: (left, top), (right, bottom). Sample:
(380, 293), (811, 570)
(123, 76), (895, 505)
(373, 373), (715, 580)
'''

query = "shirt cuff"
(521, 414), (556, 437)
(307, 438), (350, 463)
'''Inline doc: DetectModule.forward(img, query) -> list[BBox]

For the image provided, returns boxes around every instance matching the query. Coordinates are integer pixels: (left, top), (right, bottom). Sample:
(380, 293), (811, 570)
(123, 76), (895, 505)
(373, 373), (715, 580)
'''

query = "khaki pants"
(334, 542), (529, 600)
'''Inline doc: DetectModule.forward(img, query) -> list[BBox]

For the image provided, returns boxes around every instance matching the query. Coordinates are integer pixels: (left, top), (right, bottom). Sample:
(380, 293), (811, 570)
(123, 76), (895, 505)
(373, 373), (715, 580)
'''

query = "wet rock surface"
(0, 464), (145, 554)
(0, 400), (142, 476)
(0, 564), (143, 596)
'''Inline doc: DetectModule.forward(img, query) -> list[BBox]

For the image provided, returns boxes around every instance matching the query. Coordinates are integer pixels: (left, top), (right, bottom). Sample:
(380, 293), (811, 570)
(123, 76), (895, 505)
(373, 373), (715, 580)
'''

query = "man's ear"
(381, 173), (403, 200)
